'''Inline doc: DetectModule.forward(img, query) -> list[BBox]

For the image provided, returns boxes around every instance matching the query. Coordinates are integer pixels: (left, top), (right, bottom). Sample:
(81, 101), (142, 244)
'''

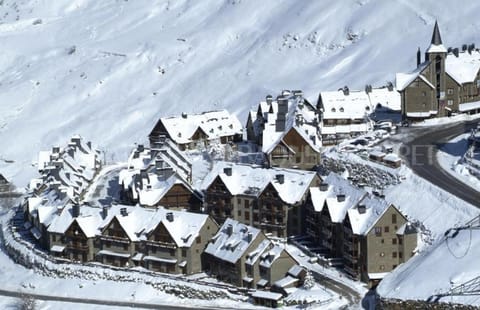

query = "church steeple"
(431, 20), (442, 45)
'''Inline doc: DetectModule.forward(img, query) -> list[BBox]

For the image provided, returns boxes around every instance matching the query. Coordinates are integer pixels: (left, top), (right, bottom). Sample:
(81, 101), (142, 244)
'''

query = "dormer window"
(331, 108), (336, 112)
(339, 107), (344, 112)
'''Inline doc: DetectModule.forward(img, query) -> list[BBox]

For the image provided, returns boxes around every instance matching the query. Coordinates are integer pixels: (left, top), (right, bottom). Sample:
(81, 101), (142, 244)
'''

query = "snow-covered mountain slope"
(1, 0), (480, 185)
(378, 226), (480, 305)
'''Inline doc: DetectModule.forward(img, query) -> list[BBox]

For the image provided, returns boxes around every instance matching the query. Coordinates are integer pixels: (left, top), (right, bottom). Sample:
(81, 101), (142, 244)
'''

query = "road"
(400, 119), (480, 207)
(0, 287), (220, 309)
(309, 270), (361, 305)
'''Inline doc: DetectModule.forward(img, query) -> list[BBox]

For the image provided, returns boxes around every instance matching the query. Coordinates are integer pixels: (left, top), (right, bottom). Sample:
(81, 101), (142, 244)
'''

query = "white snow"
(1, 0), (480, 188)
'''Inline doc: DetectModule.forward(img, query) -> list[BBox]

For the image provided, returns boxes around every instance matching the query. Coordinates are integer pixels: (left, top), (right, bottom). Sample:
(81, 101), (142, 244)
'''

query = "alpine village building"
(397, 21), (480, 120)
(305, 172), (417, 287)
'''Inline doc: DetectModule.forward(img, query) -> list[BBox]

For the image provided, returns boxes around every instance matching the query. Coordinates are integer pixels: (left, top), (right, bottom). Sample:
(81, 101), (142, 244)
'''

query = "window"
(384, 226), (389, 233)
(393, 264), (397, 269)
(182, 249), (187, 257)
(399, 252), (403, 259)
(196, 236), (201, 244)
(237, 198), (241, 205)
(237, 210), (242, 216)
(392, 238), (397, 245)
(244, 200), (249, 208)
(245, 211), (250, 221)
(339, 107), (344, 112)
(381, 239), (384, 244)
(331, 108), (336, 112)
(52, 234), (56, 242)
(392, 214), (397, 224)
(447, 88), (454, 95)
(392, 252), (397, 258)
(448, 100), (453, 106)
(374, 227), (382, 237)
(123, 243), (128, 251)
(422, 91), (427, 96)
(399, 237), (403, 245)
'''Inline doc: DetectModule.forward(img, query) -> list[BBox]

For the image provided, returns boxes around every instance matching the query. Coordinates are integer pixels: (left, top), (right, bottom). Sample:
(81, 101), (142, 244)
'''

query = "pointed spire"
(431, 20), (442, 45)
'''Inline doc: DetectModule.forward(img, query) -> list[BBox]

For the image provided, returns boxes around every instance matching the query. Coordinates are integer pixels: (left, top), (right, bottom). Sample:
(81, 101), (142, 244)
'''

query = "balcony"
(344, 265), (359, 279)
(145, 240), (177, 249)
(99, 235), (130, 244)
(321, 239), (333, 250)
(67, 244), (89, 251)
(343, 252), (358, 263)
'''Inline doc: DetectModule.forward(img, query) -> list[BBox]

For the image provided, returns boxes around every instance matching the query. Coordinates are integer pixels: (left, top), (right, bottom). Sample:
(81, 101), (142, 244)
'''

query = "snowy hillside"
(1, 0), (480, 186)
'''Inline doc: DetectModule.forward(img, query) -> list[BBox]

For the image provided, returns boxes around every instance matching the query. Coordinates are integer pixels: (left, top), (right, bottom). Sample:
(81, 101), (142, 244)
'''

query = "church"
(396, 21), (480, 120)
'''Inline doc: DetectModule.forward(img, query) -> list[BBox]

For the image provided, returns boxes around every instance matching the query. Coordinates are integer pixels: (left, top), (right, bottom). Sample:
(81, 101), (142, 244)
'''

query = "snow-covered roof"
(201, 162), (317, 204)
(396, 222), (417, 235)
(251, 290), (283, 301)
(367, 87), (401, 111)
(459, 100), (480, 112)
(426, 43), (447, 54)
(406, 111), (437, 118)
(47, 204), (103, 238)
(259, 243), (286, 268)
(100, 205), (209, 247)
(35, 136), (100, 201)
(246, 239), (271, 266)
(287, 265), (305, 278)
(319, 90), (371, 120)
(252, 92), (321, 154)
(446, 50), (480, 84)
(346, 195), (392, 236)
(159, 110), (242, 144)
(310, 172), (367, 223)
(274, 275), (299, 288)
(383, 153), (401, 163)
(395, 62), (432, 91)
(204, 218), (262, 264)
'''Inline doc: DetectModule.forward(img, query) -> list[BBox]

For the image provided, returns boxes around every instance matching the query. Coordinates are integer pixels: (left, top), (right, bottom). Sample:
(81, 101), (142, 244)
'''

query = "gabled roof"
(204, 218), (262, 264)
(346, 195), (392, 236)
(99, 205), (210, 246)
(155, 110), (242, 145)
(310, 172), (366, 223)
(395, 61), (433, 91)
(201, 162), (317, 204)
(446, 50), (480, 84)
(252, 92), (321, 153)
(319, 90), (371, 120)
(426, 21), (447, 53)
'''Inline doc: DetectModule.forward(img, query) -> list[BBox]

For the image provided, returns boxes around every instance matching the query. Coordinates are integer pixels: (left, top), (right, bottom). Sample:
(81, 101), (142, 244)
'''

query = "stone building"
(397, 21), (480, 120)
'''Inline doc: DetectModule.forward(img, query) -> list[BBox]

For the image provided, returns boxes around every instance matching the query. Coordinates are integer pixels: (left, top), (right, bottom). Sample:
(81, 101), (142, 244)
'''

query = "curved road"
(400, 119), (480, 207)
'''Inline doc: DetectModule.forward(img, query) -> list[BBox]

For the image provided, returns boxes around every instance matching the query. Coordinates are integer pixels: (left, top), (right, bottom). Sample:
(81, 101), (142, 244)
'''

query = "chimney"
(417, 47), (421, 67)
(226, 224), (233, 236)
(358, 205), (366, 214)
(120, 207), (127, 216)
(319, 183), (329, 191)
(337, 194), (346, 202)
(453, 48), (459, 57)
(166, 212), (174, 222)
(67, 147), (75, 158)
(138, 144), (145, 152)
(247, 232), (253, 242)
(293, 90), (303, 97)
(223, 167), (232, 176)
(343, 86), (349, 96)
(387, 81), (394, 91)
(52, 146), (60, 154)
(102, 206), (108, 219)
(181, 112), (188, 119)
(72, 203), (80, 218)
(266, 95), (273, 104)
(87, 141), (92, 149)
(462, 44), (468, 52)
(276, 174), (285, 184)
